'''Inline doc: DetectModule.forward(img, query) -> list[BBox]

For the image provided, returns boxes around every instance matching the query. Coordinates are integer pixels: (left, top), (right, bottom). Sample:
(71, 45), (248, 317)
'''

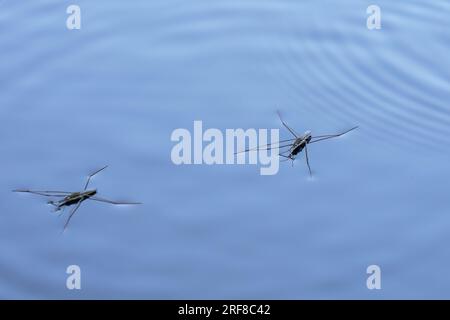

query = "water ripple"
(275, 0), (450, 151)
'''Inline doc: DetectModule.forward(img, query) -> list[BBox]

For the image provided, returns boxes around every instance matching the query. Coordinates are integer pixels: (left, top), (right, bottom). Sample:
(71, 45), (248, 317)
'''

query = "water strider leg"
(63, 200), (83, 231)
(304, 145), (312, 177)
(88, 196), (141, 205)
(310, 126), (358, 144)
(277, 111), (299, 138)
(84, 166), (108, 190)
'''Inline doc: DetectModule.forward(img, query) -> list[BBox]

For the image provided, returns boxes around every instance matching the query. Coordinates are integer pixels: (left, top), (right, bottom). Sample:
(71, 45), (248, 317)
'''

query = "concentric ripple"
(273, 0), (450, 151)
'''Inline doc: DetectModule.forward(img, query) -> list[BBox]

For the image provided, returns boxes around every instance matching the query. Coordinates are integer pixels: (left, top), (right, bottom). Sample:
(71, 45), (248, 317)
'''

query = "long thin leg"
(12, 190), (71, 197)
(279, 153), (295, 166)
(88, 196), (142, 205)
(277, 111), (299, 138)
(281, 145), (295, 153)
(310, 126), (358, 144)
(63, 200), (83, 231)
(279, 150), (293, 157)
(304, 145), (312, 177)
(235, 142), (294, 154)
(84, 166), (108, 190)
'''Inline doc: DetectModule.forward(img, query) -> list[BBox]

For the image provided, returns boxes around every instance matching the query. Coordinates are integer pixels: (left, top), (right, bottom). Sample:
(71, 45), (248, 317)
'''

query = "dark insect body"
(237, 111), (358, 176)
(13, 166), (141, 230)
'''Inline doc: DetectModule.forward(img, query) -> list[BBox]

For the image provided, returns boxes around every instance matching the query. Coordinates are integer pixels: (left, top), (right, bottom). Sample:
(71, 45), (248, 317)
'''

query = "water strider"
(13, 166), (141, 230)
(237, 111), (358, 176)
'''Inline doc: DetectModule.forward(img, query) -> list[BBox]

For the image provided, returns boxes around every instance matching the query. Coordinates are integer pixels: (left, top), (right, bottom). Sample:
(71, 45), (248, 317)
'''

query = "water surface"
(1, 0), (450, 299)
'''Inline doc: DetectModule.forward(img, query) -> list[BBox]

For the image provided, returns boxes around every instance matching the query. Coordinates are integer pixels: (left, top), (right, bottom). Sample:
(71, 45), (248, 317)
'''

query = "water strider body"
(13, 166), (141, 230)
(284, 130), (312, 160)
(48, 189), (98, 210)
(237, 111), (358, 176)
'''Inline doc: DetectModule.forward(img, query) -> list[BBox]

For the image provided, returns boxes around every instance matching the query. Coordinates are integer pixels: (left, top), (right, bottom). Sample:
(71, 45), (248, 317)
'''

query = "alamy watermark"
(366, 5), (381, 30)
(366, 265), (381, 290)
(66, 265), (81, 290)
(66, 5), (81, 30)
(171, 121), (280, 175)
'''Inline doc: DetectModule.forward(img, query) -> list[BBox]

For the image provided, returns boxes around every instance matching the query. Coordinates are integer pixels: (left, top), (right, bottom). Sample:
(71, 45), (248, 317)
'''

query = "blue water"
(1, 0), (450, 299)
